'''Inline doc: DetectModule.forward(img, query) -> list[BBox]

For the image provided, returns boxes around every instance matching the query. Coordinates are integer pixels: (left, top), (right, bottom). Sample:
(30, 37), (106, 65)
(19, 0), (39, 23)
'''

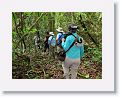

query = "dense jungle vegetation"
(12, 12), (102, 79)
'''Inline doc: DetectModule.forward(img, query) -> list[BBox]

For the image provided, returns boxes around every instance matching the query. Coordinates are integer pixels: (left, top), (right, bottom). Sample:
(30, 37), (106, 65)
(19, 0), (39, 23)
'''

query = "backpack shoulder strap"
(71, 33), (82, 43)
(58, 33), (63, 40)
(59, 33), (63, 39)
(71, 33), (78, 39)
(64, 35), (76, 54)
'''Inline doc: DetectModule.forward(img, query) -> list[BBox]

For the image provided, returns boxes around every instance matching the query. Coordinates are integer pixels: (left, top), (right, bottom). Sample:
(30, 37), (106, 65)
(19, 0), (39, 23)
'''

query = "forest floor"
(12, 50), (102, 79)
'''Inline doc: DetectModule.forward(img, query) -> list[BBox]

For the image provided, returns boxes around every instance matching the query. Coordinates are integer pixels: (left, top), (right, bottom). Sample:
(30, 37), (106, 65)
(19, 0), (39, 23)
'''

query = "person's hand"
(62, 38), (65, 42)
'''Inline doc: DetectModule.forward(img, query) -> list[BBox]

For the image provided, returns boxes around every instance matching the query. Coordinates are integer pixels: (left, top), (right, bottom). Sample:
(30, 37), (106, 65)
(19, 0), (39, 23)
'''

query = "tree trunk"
(20, 12), (26, 53)
(13, 12), (27, 53)
(48, 12), (55, 32)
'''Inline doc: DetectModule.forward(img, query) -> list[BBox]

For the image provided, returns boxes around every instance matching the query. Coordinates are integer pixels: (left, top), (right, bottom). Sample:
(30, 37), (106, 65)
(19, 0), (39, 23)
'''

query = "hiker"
(48, 32), (56, 58)
(56, 27), (65, 65)
(44, 31), (50, 55)
(33, 31), (41, 52)
(61, 24), (84, 79)
(56, 27), (64, 50)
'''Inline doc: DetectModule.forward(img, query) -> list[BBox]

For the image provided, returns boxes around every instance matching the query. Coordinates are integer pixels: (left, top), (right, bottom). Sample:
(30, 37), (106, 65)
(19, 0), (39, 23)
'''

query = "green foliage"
(24, 27), (37, 34)
(87, 47), (102, 64)
(92, 48), (102, 64)
(12, 31), (17, 37)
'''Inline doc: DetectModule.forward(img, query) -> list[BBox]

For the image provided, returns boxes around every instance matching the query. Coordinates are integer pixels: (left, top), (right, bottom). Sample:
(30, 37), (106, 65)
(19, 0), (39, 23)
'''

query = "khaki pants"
(57, 46), (62, 52)
(62, 57), (80, 79)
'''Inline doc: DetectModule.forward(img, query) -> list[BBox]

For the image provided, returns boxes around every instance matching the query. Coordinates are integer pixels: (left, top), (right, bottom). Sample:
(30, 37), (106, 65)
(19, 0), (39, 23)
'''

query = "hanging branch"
(20, 12), (26, 51)
(28, 13), (45, 32)
(79, 14), (99, 47)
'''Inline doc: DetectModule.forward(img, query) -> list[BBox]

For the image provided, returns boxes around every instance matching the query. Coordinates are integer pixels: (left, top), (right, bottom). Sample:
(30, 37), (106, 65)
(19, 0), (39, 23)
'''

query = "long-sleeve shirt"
(33, 35), (40, 46)
(48, 35), (56, 47)
(62, 32), (84, 59)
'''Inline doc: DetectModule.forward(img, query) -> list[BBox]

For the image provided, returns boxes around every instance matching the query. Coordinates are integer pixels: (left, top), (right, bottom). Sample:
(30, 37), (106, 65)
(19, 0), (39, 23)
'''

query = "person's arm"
(56, 34), (59, 40)
(48, 37), (51, 45)
(56, 33), (60, 44)
(62, 36), (72, 51)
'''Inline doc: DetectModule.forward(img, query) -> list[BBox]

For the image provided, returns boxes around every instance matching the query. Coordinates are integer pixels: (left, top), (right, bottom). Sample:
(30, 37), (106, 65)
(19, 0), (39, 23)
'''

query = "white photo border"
(0, 0), (114, 91)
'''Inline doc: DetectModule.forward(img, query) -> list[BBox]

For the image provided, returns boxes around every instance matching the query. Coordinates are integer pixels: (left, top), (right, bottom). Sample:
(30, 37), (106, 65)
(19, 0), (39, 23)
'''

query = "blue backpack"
(57, 32), (64, 45)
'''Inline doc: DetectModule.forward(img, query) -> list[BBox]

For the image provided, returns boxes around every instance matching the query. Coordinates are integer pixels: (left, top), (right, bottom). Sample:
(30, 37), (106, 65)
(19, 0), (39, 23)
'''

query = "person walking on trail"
(33, 31), (41, 52)
(48, 32), (56, 58)
(61, 24), (84, 79)
(56, 27), (64, 50)
(44, 31), (50, 55)
(56, 27), (65, 65)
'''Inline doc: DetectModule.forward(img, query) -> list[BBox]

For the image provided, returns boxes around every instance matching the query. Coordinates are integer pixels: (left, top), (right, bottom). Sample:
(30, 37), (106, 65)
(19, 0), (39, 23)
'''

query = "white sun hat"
(49, 32), (54, 35)
(56, 27), (64, 32)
